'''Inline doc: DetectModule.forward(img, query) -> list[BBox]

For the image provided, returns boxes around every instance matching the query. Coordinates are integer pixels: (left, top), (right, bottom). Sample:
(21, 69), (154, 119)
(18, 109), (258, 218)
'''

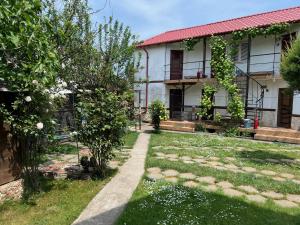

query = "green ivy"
(182, 38), (200, 51)
(198, 85), (217, 120)
(149, 100), (168, 132)
(209, 36), (245, 120)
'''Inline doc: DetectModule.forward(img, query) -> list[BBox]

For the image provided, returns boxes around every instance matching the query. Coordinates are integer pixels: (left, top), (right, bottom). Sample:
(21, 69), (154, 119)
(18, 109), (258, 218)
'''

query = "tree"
(0, 0), (59, 195)
(281, 37), (300, 90)
(149, 100), (168, 132)
(76, 89), (128, 176)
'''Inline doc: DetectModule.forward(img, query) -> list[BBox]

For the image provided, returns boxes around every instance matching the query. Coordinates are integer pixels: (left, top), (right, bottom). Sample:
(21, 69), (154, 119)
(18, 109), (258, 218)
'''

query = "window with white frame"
(232, 42), (249, 62)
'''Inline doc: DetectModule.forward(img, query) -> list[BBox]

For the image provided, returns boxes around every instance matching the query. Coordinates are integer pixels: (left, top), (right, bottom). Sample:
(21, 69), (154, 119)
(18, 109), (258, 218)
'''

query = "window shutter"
(231, 44), (239, 62)
(241, 43), (249, 61)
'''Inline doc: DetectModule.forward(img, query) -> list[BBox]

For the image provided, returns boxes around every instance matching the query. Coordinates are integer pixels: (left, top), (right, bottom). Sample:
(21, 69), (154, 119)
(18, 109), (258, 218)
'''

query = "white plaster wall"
(184, 84), (202, 106)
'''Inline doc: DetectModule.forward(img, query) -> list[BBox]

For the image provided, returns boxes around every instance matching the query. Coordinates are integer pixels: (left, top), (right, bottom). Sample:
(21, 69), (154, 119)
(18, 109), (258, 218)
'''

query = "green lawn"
(0, 131), (139, 225)
(0, 176), (113, 225)
(116, 132), (300, 225)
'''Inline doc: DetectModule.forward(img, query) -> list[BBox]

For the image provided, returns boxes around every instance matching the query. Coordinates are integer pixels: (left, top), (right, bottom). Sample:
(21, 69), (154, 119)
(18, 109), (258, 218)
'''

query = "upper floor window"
(281, 32), (297, 53)
(232, 42), (249, 63)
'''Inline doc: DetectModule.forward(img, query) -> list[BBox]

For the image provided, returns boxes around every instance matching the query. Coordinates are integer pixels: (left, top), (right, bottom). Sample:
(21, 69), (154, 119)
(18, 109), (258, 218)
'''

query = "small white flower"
(45, 109), (49, 113)
(36, 122), (44, 130)
(32, 80), (38, 85)
(49, 94), (55, 99)
(25, 96), (32, 102)
(85, 89), (92, 93)
(62, 81), (67, 87)
(62, 63), (66, 69)
(51, 120), (56, 125)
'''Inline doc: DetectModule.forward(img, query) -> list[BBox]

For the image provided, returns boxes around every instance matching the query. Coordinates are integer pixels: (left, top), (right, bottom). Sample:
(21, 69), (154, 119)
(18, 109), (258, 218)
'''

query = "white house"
(135, 6), (300, 131)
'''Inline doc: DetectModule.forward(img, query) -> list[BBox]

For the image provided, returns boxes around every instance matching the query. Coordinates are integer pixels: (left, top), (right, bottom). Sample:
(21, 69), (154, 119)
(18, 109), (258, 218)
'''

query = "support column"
(182, 84), (185, 120)
(245, 36), (252, 118)
(203, 38), (207, 76)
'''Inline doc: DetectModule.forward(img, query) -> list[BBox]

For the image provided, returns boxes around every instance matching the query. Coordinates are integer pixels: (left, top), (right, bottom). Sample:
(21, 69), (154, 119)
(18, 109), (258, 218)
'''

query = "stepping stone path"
(179, 173), (196, 179)
(238, 185), (259, 194)
(274, 200), (298, 208)
(145, 167), (300, 208)
(153, 152), (300, 185)
(223, 188), (244, 197)
(261, 191), (284, 200)
(246, 194), (267, 204)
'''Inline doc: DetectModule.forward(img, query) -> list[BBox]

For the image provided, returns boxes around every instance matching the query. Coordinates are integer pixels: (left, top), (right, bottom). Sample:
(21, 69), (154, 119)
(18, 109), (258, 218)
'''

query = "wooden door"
(0, 92), (21, 185)
(170, 50), (183, 80)
(277, 88), (293, 128)
(170, 89), (183, 119)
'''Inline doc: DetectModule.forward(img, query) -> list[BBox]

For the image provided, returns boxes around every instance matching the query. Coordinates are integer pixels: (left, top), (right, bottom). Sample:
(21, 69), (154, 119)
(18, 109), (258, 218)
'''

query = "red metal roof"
(139, 6), (300, 47)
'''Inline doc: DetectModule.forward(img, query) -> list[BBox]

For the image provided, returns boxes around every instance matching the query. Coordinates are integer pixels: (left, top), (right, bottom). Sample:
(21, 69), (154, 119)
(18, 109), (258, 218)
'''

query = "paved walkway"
(73, 132), (150, 225)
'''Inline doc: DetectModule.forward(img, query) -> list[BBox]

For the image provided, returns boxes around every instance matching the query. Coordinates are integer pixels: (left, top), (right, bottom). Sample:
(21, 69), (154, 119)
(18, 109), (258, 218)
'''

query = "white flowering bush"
(0, 0), (61, 195)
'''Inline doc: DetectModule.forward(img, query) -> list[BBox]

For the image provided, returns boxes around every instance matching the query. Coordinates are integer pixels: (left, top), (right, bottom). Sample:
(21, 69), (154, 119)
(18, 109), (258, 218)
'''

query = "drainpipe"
(143, 48), (149, 112)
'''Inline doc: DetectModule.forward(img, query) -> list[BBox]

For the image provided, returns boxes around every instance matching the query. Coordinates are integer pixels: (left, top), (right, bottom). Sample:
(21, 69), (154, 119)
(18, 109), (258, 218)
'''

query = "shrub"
(281, 37), (300, 90)
(149, 100), (168, 131)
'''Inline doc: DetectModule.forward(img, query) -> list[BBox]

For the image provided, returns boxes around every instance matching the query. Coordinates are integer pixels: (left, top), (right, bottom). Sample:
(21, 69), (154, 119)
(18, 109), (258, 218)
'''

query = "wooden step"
(254, 134), (300, 144)
(161, 120), (196, 129)
(255, 128), (300, 139)
(160, 124), (195, 133)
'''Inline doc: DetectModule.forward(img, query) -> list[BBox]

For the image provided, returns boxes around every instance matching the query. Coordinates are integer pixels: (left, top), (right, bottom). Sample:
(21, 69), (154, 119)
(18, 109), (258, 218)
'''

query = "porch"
(160, 120), (300, 144)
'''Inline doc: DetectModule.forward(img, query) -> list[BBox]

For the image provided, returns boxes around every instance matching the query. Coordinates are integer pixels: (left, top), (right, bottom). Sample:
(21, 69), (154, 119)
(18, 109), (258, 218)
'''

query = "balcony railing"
(164, 52), (282, 82)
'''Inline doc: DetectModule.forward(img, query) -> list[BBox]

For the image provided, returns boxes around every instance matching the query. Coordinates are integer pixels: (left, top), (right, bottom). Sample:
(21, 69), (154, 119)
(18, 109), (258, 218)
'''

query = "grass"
(0, 173), (114, 225)
(0, 131), (139, 225)
(116, 132), (300, 225)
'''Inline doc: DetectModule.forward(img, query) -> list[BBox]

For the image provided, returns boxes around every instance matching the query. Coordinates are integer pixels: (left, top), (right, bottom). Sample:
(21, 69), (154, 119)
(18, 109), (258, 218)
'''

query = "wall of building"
(134, 23), (300, 129)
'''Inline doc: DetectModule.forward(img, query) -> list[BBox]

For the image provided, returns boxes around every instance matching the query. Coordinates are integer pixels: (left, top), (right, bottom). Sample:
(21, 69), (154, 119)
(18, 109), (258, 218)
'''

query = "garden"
(117, 132), (300, 225)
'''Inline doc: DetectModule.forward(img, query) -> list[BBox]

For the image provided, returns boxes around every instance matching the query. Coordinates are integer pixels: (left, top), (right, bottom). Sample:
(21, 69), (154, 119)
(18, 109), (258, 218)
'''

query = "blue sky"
(88, 0), (299, 40)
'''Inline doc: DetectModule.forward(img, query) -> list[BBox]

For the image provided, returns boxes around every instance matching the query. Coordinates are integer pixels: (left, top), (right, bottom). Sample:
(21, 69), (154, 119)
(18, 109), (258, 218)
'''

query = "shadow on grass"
(237, 150), (298, 166)
(74, 183), (300, 225)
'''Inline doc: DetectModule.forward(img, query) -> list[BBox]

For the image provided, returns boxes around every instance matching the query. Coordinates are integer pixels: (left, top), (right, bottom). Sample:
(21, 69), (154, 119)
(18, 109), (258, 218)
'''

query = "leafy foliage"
(182, 38), (200, 51)
(76, 89), (128, 176)
(210, 36), (245, 120)
(281, 37), (300, 90)
(198, 85), (216, 120)
(149, 100), (168, 132)
(0, 0), (60, 195)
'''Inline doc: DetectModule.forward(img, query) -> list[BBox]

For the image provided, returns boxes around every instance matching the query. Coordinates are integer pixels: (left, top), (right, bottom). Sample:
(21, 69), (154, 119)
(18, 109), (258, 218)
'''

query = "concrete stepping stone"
(183, 160), (195, 164)
(183, 181), (198, 188)
(147, 167), (161, 174)
(261, 170), (277, 176)
(281, 159), (294, 164)
(196, 176), (216, 184)
(165, 177), (178, 183)
(286, 194), (300, 203)
(201, 184), (218, 192)
(280, 173), (295, 179)
(224, 164), (238, 170)
(274, 200), (298, 208)
(147, 173), (164, 180)
(166, 154), (178, 159)
(292, 179), (300, 185)
(266, 158), (280, 163)
(238, 185), (259, 194)
(207, 161), (223, 166)
(152, 146), (162, 149)
(162, 169), (179, 177)
(155, 156), (165, 160)
(217, 181), (234, 189)
(193, 158), (206, 163)
(261, 191), (284, 199)
(169, 158), (179, 162)
(252, 158), (265, 163)
(242, 167), (257, 173)
(246, 194), (267, 204)
(224, 157), (236, 161)
(195, 155), (204, 159)
(272, 177), (286, 182)
(179, 173), (196, 179)
(223, 188), (245, 197)
(180, 156), (192, 161)
(210, 157), (220, 161)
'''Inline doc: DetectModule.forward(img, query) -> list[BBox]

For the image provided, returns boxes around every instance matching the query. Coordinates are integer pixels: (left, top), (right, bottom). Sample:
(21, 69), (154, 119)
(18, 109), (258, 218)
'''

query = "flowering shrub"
(149, 100), (168, 132)
(0, 0), (60, 195)
(198, 85), (217, 120)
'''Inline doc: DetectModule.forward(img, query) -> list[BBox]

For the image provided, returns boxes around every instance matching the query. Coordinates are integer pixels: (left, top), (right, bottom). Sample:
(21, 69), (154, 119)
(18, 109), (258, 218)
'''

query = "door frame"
(169, 89), (183, 120)
(170, 50), (183, 80)
(277, 88), (293, 128)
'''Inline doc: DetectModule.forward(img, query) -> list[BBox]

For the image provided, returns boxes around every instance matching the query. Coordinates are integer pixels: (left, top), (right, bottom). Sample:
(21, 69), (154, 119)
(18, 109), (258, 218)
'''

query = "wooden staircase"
(254, 127), (300, 144)
(160, 120), (195, 133)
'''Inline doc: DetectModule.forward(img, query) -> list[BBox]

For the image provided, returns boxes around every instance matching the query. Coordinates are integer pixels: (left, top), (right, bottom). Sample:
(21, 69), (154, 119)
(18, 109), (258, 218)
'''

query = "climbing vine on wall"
(198, 85), (217, 119)
(209, 36), (245, 120)
(182, 38), (200, 51)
